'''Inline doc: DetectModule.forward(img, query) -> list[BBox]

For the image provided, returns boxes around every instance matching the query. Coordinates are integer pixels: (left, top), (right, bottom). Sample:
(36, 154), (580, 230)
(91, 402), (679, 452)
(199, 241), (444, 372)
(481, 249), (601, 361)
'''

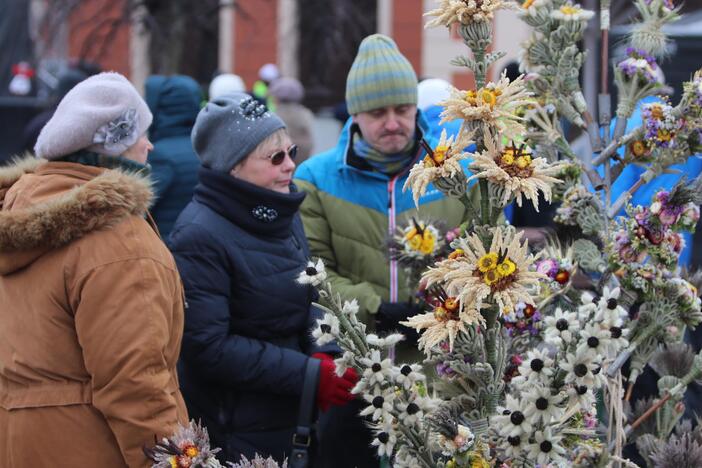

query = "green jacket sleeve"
(296, 179), (382, 325)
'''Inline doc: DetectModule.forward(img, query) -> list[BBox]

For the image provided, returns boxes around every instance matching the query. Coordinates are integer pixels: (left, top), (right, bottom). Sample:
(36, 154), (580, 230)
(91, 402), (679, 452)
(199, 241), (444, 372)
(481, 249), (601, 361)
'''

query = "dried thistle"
(629, 0), (681, 59)
(648, 421), (702, 468)
(227, 454), (287, 468)
(649, 343), (698, 380)
(144, 420), (223, 468)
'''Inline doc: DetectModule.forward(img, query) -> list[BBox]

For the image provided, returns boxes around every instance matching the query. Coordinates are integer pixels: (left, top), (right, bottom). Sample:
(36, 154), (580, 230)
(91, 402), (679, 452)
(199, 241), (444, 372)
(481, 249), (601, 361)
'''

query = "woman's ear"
(230, 156), (248, 177)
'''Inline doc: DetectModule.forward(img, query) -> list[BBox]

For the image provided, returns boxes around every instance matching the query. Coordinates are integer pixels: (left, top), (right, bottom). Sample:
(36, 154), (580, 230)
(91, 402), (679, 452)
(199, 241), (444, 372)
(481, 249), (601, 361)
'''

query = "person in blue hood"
(145, 75), (203, 238)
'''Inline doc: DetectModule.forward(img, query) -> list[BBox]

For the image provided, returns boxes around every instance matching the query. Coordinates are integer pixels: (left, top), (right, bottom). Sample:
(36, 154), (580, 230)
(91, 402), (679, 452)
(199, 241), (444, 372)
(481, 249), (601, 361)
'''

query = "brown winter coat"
(0, 157), (188, 467)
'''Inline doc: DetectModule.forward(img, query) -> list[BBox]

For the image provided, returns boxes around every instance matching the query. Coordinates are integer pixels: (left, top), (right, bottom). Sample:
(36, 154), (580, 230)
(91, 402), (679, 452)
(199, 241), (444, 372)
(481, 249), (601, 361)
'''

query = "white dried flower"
(360, 386), (395, 421)
(550, 3), (595, 22)
(359, 349), (393, 386)
(366, 333), (405, 348)
(296, 259), (327, 286)
(311, 314), (340, 346)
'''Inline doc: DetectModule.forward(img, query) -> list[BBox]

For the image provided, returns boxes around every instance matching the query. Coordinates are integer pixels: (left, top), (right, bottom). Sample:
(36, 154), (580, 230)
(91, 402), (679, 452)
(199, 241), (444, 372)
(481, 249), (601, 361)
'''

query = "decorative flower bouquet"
(386, 217), (461, 294)
(149, 1), (702, 467)
(144, 421), (223, 468)
(298, 0), (702, 467)
(144, 421), (289, 468)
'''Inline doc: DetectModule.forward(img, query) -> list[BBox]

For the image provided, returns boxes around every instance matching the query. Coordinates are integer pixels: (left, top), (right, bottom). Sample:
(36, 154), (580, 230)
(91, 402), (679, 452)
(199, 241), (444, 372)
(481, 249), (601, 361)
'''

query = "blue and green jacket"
(294, 112), (471, 325)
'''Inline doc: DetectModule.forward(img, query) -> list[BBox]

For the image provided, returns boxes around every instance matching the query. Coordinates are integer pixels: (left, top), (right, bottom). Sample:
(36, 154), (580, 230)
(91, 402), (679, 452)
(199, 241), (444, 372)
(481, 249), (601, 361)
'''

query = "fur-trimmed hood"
(0, 156), (153, 274)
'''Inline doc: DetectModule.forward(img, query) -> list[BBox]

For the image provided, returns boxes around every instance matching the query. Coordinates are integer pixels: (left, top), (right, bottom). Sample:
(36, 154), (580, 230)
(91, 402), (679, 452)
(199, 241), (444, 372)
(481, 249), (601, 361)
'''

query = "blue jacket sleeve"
(170, 224), (310, 396)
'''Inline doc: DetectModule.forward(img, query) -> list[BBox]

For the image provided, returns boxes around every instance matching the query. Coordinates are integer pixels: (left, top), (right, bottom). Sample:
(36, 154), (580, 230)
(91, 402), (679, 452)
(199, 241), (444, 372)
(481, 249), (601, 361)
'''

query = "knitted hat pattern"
(345, 34), (418, 115)
(191, 92), (286, 173)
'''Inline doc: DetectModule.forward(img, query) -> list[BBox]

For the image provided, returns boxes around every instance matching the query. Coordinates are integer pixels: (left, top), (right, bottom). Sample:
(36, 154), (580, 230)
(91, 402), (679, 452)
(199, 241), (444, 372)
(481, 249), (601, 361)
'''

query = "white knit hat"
(417, 78), (452, 111)
(258, 63), (280, 83)
(208, 73), (246, 100)
(35, 72), (153, 160)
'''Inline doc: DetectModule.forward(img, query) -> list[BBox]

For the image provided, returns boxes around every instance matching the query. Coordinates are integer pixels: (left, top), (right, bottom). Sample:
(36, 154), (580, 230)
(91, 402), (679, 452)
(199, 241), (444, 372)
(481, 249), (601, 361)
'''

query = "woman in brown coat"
(0, 72), (188, 467)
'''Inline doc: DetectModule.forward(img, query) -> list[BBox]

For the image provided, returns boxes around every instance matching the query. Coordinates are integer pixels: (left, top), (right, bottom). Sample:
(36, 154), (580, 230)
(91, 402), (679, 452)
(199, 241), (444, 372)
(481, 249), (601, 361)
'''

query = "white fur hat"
(35, 72), (152, 160)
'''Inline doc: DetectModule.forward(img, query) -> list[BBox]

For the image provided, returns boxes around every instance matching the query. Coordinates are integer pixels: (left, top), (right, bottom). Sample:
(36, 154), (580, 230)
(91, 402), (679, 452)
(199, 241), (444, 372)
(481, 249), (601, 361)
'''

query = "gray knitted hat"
(35, 72), (152, 159)
(191, 92), (286, 172)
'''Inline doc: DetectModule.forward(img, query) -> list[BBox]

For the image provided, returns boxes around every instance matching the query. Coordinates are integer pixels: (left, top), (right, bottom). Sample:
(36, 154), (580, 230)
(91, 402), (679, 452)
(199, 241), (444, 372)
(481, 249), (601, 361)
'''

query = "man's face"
(353, 104), (417, 154)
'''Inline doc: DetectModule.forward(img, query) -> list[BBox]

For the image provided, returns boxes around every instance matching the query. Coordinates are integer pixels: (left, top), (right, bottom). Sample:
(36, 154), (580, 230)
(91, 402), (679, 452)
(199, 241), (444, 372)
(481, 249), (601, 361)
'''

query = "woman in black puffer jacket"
(169, 93), (357, 463)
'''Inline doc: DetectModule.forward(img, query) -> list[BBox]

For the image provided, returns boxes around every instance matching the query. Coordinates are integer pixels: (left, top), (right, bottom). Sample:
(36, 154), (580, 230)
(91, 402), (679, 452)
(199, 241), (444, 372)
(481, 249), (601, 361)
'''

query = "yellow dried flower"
(440, 72), (533, 141)
(420, 234), (437, 255)
(477, 252), (499, 272)
(497, 258), (517, 276)
(468, 129), (566, 210)
(422, 226), (545, 314)
(483, 268), (503, 286)
(501, 152), (515, 165)
(403, 127), (474, 207)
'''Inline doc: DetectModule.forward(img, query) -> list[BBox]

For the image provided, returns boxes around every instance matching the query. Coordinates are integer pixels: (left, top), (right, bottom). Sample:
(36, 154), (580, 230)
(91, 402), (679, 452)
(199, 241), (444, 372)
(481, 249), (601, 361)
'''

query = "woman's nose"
(281, 154), (296, 171)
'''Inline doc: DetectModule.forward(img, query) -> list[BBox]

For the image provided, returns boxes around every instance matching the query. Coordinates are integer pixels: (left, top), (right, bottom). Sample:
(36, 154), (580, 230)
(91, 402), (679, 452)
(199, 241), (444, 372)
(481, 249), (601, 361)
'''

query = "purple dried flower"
(536, 259), (559, 277)
(619, 245), (639, 263)
(436, 362), (457, 378)
(660, 207), (681, 226)
(655, 190), (671, 203)
(634, 208), (650, 224)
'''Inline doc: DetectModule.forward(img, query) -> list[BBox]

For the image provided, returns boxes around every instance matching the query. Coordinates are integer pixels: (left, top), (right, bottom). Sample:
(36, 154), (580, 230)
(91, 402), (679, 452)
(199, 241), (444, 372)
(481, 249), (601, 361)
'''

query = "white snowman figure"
(9, 61), (34, 96)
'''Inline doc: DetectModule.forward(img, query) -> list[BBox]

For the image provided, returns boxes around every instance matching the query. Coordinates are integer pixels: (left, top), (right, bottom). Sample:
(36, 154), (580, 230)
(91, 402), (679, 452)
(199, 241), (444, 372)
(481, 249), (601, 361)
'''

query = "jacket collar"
(334, 109), (435, 181)
(0, 157), (153, 273)
(194, 167), (306, 238)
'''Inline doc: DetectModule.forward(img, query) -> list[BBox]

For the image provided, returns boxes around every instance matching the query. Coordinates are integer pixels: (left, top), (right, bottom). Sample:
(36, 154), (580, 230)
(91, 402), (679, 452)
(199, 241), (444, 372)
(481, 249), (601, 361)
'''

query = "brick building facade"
(65, 0), (528, 94)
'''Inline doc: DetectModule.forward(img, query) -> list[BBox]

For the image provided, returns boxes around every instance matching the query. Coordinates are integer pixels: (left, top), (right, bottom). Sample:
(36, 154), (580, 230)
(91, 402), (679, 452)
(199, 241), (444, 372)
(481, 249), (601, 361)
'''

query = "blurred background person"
(269, 77), (316, 164)
(417, 77), (460, 144)
(145, 74), (203, 238)
(208, 72), (246, 100)
(252, 63), (280, 110)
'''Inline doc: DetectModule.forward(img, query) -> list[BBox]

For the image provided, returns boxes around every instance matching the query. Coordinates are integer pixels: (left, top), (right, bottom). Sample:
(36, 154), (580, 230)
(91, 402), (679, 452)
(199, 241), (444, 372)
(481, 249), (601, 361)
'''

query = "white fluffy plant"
(296, 260), (439, 466)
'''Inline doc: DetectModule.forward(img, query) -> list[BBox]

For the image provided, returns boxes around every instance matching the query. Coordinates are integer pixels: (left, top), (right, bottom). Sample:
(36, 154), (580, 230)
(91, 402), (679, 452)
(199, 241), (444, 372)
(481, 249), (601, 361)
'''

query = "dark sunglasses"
(266, 144), (298, 165)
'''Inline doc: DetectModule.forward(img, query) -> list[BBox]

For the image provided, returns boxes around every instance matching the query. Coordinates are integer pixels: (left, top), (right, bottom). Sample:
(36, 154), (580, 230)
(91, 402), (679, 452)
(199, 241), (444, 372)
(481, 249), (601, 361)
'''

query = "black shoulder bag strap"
(290, 358), (320, 468)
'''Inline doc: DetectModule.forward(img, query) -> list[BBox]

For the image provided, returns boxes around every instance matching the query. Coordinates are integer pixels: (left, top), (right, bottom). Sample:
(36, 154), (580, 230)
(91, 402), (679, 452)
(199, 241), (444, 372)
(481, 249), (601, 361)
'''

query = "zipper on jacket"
(387, 143), (425, 304)
(387, 177), (398, 304)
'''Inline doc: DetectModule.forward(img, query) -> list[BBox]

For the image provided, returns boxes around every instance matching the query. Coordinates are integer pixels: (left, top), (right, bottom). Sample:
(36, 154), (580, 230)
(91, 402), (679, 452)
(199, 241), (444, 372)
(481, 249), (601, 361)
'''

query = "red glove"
(313, 353), (358, 412)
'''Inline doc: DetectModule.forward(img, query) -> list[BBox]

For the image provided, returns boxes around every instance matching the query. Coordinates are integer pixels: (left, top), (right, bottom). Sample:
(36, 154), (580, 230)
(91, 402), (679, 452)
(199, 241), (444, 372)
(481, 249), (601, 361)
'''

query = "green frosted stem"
(474, 47), (487, 89)
(459, 192), (479, 226)
(607, 322), (658, 377)
(483, 307), (499, 413)
(479, 179), (490, 226)
(314, 301), (368, 356)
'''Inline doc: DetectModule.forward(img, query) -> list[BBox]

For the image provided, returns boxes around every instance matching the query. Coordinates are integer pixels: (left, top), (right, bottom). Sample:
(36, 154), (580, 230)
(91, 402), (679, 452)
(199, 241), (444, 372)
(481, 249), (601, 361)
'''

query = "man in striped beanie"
(346, 34), (419, 172)
(295, 34), (468, 467)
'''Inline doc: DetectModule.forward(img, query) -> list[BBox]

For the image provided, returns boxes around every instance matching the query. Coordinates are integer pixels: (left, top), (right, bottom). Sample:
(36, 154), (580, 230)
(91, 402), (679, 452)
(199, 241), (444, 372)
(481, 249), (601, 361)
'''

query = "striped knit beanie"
(345, 34), (418, 115)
